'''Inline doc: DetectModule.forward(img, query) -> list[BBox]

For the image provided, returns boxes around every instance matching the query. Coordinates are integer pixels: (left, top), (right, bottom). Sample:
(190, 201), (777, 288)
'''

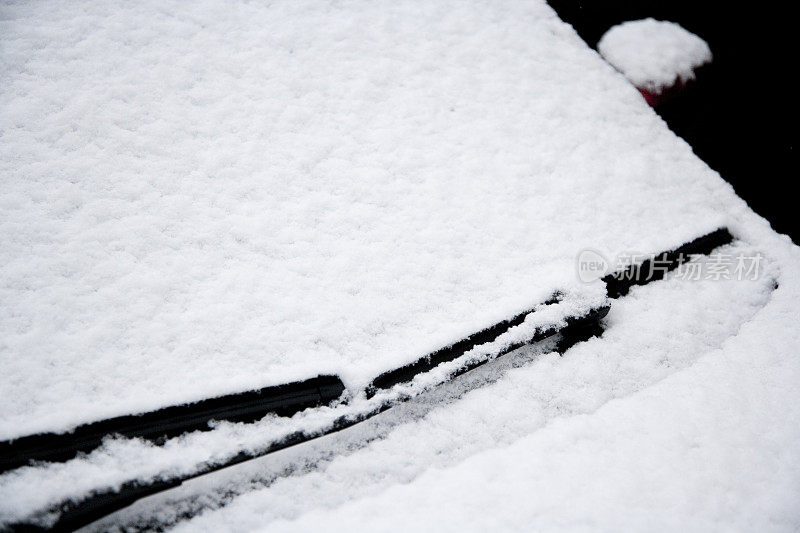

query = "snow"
(598, 18), (713, 93)
(260, 305), (800, 533)
(0, 289), (609, 528)
(2, 0), (799, 529)
(108, 237), (798, 532)
(259, 253), (798, 533)
(0, 0), (729, 439)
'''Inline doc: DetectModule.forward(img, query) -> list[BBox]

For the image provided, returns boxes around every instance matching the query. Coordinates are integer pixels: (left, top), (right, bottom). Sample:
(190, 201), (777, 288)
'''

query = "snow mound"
(598, 18), (712, 92)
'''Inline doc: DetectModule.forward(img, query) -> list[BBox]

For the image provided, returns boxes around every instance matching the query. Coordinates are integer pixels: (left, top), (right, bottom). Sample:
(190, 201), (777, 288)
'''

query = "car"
(1, 1), (797, 531)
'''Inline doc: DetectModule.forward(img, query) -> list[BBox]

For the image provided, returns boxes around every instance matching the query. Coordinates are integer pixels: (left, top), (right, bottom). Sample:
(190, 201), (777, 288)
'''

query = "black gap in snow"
(603, 228), (733, 298)
(367, 292), (564, 394)
(369, 303), (608, 393)
(0, 375), (345, 475)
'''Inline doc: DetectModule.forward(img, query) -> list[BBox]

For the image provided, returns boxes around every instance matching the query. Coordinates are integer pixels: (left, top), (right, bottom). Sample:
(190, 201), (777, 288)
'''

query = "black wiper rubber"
(369, 303), (607, 393)
(0, 375), (345, 474)
(603, 228), (733, 298)
(368, 292), (564, 393)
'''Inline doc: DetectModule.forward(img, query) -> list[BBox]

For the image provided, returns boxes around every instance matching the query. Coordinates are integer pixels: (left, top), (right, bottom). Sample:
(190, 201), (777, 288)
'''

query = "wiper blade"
(0, 375), (345, 474)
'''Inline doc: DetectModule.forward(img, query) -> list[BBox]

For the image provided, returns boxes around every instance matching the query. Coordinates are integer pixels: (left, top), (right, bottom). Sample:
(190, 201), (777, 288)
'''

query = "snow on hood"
(599, 18), (713, 92)
(1, 0), (730, 439)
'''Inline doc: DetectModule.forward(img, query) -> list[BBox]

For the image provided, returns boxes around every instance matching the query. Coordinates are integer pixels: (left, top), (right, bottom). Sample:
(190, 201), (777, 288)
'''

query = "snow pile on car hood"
(598, 18), (713, 92)
(0, 0), (740, 440)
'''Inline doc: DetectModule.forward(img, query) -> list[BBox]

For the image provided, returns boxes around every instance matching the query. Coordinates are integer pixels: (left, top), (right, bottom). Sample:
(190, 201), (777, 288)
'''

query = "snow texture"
(598, 18), (713, 92)
(0, 289), (608, 528)
(1, 0), (729, 438)
(244, 236), (799, 533)
(106, 237), (799, 532)
(1, 0), (799, 529)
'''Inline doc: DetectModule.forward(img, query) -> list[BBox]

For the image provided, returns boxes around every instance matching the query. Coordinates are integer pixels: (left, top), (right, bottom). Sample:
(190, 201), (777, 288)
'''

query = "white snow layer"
(0, 290), (608, 527)
(598, 18), (713, 92)
(1, 0), (799, 529)
(0, 0), (731, 437)
(120, 235), (800, 532)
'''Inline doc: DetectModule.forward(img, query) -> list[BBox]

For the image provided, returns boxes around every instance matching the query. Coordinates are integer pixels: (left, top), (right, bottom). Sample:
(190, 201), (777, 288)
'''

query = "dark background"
(547, 0), (797, 242)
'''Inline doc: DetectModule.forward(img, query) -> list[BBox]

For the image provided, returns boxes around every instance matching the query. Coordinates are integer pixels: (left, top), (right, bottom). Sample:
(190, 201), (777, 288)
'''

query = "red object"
(637, 76), (694, 108)
(639, 88), (661, 107)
